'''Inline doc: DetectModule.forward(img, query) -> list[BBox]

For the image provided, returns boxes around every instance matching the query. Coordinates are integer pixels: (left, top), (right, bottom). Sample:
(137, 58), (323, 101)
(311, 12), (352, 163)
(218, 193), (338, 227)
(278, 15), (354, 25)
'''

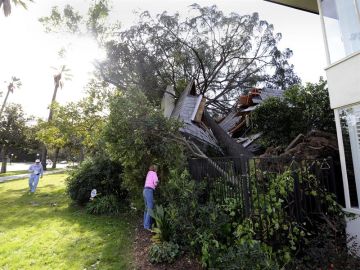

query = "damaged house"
(218, 87), (284, 154)
(161, 81), (252, 159)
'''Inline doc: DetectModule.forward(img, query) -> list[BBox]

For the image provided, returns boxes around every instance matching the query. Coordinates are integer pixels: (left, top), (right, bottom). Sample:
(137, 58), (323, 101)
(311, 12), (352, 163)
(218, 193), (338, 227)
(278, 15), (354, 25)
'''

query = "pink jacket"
(144, 171), (159, 190)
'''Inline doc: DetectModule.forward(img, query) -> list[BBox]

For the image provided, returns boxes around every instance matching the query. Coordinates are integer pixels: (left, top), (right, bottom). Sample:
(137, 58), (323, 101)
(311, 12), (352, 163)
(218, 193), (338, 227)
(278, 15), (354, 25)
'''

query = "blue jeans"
(143, 188), (154, 229)
(29, 174), (40, 193)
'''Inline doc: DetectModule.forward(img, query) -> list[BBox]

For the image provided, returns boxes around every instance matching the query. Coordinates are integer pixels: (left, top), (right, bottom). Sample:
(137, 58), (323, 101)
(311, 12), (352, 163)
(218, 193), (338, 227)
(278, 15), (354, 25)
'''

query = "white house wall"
(326, 51), (360, 109)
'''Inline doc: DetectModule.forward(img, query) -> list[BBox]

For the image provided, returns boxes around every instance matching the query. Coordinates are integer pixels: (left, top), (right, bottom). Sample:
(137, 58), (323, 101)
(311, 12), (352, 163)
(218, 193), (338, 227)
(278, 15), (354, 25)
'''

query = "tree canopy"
(252, 79), (335, 147)
(100, 4), (300, 113)
(40, 3), (300, 114)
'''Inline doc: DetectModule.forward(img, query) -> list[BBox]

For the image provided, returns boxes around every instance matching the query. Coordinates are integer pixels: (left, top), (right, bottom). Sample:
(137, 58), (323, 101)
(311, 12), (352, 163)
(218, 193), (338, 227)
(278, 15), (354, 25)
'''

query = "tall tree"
(40, 65), (72, 169)
(0, 0), (33, 17)
(37, 79), (109, 168)
(0, 104), (27, 173)
(0, 77), (21, 119)
(98, 4), (301, 113)
(39, 3), (300, 113)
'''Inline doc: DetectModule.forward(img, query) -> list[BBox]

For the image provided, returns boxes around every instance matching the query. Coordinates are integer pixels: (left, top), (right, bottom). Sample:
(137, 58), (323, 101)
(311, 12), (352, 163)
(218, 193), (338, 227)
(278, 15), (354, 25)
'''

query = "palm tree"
(0, 0), (33, 17)
(0, 77), (21, 119)
(41, 65), (72, 170)
(48, 65), (72, 121)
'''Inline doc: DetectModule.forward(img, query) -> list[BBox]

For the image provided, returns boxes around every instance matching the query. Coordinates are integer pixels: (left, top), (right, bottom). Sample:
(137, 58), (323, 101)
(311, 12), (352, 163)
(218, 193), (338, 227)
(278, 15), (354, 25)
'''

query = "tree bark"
(41, 144), (47, 171)
(0, 88), (11, 119)
(42, 75), (61, 171)
(52, 147), (60, 169)
(1, 145), (8, 173)
(203, 110), (252, 158)
(203, 110), (252, 175)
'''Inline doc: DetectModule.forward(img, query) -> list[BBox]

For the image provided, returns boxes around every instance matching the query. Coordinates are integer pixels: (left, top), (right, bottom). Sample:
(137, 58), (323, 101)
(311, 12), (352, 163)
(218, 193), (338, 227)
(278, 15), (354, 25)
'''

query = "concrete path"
(5, 162), (69, 172)
(0, 169), (68, 183)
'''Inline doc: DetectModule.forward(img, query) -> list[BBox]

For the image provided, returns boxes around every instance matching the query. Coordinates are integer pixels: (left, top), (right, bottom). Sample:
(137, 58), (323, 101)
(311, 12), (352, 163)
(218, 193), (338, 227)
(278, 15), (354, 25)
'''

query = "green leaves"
(39, 5), (82, 34)
(104, 89), (185, 207)
(252, 79), (335, 147)
(148, 241), (180, 264)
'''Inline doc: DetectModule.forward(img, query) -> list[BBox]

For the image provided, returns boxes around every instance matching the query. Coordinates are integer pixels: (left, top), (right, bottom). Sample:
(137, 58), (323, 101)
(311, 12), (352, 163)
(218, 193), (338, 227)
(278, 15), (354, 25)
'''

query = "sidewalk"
(0, 169), (67, 183)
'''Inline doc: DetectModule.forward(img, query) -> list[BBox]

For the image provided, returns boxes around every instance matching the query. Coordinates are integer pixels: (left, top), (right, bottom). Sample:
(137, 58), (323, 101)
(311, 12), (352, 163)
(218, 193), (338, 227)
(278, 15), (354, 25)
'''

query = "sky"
(0, 0), (327, 119)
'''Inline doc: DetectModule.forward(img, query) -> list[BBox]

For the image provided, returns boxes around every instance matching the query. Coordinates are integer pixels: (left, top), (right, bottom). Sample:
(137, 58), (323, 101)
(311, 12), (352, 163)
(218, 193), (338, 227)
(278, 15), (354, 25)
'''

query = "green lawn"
(0, 168), (61, 177)
(0, 174), (135, 270)
(0, 170), (29, 177)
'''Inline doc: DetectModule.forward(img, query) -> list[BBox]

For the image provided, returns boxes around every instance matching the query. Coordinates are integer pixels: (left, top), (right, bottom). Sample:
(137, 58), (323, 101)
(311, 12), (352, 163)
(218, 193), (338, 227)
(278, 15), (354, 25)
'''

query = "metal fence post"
(291, 157), (302, 223)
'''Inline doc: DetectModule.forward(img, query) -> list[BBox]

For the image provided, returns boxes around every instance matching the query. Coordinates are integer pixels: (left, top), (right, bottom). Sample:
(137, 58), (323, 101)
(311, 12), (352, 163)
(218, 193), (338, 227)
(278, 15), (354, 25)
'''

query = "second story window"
(321, 0), (360, 63)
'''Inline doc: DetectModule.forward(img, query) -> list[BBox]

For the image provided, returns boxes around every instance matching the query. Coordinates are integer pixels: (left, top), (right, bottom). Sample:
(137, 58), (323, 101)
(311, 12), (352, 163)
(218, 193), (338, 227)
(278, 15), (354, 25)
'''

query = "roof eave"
(264, 0), (319, 14)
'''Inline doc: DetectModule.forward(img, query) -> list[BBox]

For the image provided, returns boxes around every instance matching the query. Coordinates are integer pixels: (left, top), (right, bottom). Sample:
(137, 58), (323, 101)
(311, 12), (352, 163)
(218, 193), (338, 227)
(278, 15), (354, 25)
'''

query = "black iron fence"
(188, 156), (344, 225)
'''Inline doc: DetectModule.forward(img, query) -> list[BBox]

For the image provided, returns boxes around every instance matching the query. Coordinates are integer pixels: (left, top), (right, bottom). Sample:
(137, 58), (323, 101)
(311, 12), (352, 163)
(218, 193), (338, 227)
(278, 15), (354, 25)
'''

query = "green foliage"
(39, 3), (300, 109)
(66, 155), (127, 205)
(100, 4), (299, 107)
(104, 89), (185, 208)
(252, 97), (299, 146)
(38, 5), (82, 33)
(213, 241), (280, 270)
(0, 104), (28, 148)
(148, 242), (180, 264)
(252, 79), (335, 147)
(286, 216), (360, 270)
(86, 194), (123, 215)
(149, 205), (172, 243)
(36, 80), (109, 162)
(284, 80), (335, 134)
(156, 167), (354, 269)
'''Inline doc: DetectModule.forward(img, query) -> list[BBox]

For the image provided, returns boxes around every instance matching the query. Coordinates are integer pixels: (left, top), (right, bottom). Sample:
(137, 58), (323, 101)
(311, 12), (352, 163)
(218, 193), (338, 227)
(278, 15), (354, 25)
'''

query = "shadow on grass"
(0, 182), (136, 269)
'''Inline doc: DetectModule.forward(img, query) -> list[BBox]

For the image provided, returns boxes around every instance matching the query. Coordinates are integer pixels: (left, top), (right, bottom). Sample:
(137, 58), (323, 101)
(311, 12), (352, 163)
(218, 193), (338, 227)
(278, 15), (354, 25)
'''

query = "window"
(339, 103), (360, 208)
(321, 0), (360, 63)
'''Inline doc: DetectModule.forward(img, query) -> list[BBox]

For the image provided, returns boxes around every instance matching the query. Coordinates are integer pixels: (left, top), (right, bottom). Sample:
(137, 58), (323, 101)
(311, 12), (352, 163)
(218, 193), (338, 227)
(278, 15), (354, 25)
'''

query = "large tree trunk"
(0, 88), (11, 119)
(203, 110), (252, 175)
(203, 110), (252, 158)
(79, 146), (85, 164)
(42, 77), (61, 171)
(48, 82), (59, 122)
(1, 145), (8, 173)
(41, 144), (47, 171)
(52, 147), (60, 169)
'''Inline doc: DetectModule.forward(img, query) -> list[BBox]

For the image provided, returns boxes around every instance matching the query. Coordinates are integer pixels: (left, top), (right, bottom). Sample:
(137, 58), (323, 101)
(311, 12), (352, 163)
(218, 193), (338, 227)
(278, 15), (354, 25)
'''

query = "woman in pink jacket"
(143, 164), (159, 230)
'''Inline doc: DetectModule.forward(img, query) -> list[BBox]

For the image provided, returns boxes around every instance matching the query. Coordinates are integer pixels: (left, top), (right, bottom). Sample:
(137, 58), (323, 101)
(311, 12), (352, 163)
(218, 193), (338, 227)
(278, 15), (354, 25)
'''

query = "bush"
(213, 241), (279, 270)
(252, 79), (336, 147)
(104, 90), (186, 209)
(66, 155), (127, 206)
(286, 218), (360, 270)
(148, 242), (180, 264)
(85, 194), (123, 215)
(149, 205), (172, 243)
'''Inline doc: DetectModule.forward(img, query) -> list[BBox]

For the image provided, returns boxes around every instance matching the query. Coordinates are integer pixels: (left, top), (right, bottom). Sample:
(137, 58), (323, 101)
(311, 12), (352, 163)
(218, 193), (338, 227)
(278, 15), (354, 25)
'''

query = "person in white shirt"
(28, 159), (44, 193)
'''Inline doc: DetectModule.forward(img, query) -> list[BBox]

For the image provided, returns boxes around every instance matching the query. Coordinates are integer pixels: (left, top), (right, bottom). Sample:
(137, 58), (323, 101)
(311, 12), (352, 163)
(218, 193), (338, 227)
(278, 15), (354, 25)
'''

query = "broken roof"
(169, 81), (220, 150)
(219, 87), (284, 136)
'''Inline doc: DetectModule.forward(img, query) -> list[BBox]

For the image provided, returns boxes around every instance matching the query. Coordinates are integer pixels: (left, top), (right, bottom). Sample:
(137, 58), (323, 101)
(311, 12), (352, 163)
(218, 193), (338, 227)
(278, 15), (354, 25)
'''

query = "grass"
(0, 170), (29, 176)
(0, 174), (135, 270)
(0, 168), (61, 177)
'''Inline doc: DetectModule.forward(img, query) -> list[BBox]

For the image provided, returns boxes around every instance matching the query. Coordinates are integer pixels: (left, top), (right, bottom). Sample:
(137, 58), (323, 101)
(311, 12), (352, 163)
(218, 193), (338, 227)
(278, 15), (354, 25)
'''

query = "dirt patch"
(133, 221), (202, 270)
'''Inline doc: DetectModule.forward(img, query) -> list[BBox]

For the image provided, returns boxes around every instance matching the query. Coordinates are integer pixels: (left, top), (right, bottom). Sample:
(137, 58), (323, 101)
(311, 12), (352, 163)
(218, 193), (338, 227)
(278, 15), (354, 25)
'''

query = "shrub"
(213, 241), (280, 270)
(104, 90), (186, 209)
(252, 79), (336, 147)
(66, 155), (127, 206)
(286, 218), (360, 270)
(148, 242), (180, 264)
(85, 194), (123, 215)
(149, 205), (172, 243)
